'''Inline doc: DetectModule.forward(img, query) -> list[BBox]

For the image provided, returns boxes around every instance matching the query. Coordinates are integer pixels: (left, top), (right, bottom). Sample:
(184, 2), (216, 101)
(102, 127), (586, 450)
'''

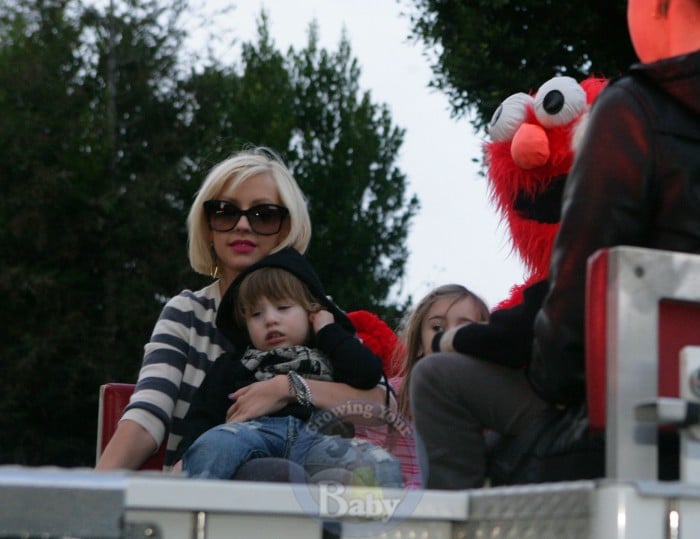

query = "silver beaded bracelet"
(287, 370), (314, 407)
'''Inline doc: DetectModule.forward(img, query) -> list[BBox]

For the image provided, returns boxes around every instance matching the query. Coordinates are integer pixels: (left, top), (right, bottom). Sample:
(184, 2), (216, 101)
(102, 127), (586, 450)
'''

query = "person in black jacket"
(177, 247), (402, 486)
(531, 0), (700, 405)
(410, 0), (700, 489)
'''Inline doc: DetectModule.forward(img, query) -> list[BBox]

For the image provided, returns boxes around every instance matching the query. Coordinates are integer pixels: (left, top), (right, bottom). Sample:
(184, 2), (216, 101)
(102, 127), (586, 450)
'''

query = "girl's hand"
(309, 309), (334, 333)
(226, 375), (293, 423)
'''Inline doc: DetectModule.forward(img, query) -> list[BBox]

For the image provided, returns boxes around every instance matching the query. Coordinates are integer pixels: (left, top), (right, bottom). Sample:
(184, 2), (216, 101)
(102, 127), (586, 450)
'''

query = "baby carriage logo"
(290, 400), (423, 537)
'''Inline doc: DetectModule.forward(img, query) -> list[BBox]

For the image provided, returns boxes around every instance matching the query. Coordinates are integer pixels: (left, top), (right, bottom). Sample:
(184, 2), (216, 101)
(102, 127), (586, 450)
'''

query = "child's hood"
(216, 247), (355, 347)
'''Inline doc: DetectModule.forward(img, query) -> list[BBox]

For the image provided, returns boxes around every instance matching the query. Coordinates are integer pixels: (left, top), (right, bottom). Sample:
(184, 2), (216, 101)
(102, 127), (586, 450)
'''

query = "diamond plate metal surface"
(454, 481), (595, 539)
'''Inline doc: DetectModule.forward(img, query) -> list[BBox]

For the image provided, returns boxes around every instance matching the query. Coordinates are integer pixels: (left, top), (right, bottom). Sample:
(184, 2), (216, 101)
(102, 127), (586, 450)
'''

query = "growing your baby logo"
(291, 400), (423, 537)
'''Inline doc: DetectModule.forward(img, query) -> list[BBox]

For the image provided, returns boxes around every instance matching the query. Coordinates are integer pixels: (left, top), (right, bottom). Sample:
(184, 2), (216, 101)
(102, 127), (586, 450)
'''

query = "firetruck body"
(3, 246), (700, 539)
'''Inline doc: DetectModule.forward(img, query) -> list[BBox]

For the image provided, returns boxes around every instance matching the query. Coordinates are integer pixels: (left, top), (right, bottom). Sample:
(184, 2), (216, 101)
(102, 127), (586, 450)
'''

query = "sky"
(186, 0), (528, 309)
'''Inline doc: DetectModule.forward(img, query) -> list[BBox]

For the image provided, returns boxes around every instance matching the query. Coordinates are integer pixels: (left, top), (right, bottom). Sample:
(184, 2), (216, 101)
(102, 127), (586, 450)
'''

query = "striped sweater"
(121, 281), (234, 468)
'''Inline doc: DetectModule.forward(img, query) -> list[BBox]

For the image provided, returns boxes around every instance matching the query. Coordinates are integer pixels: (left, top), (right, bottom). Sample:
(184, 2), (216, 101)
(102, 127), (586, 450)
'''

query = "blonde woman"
(96, 147), (386, 471)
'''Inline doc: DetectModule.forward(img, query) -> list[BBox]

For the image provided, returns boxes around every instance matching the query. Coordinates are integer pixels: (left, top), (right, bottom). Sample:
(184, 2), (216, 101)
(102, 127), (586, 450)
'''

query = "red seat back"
(97, 382), (166, 470)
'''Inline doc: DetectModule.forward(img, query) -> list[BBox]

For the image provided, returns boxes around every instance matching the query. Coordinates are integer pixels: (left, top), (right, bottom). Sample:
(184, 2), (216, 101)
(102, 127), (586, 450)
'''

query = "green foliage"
(286, 24), (418, 322)
(406, 0), (636, 131)
(182, 11), (297, 165)
(0, 1), (416, 465)
(0, 0), (194, 465)
(182, 15), (419, 320)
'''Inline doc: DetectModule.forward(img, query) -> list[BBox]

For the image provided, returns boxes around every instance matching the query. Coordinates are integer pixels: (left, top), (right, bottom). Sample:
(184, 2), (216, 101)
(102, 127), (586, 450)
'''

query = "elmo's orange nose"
(511, 123), (550, 169)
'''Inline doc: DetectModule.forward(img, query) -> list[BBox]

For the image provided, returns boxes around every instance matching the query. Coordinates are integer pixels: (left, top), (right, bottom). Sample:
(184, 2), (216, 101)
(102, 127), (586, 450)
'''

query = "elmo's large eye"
(533, 76), (586, 128)
(487, 92), (533, 142)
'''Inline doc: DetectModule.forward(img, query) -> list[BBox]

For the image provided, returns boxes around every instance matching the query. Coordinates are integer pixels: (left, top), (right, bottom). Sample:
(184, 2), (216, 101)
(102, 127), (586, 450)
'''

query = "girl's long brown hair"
(396, 284), (489, 419)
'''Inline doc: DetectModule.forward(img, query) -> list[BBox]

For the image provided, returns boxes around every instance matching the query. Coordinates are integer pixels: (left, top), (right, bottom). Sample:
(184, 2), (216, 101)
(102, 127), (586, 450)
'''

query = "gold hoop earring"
(210, 245), (221, 279)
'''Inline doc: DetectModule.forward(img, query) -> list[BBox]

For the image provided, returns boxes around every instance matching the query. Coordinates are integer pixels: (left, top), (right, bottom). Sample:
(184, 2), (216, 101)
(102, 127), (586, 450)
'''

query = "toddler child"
(176, 247), (402, 486)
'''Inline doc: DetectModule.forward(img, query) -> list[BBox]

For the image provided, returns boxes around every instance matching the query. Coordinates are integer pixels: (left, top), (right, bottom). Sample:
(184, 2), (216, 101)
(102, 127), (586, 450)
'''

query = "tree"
(0, 2), (417, 466)
(0, 0), (97, 465)
(181, 11), (297, 166)
(286, 23), (418, 321)
(184, 15), (419, 320)
(405, 0), (636, 131)
(0, 0), (193, 465)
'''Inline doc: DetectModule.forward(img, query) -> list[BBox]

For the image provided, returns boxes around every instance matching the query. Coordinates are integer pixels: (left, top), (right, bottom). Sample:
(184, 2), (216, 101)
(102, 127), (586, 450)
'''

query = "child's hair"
(396, 284), (490, 418)
(234, 267), (322, 328)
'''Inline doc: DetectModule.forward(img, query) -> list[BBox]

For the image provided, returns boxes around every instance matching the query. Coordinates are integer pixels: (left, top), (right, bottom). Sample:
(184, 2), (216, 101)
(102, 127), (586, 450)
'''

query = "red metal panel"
(586, 249), (609, 431)
(658, 300), (700, 398)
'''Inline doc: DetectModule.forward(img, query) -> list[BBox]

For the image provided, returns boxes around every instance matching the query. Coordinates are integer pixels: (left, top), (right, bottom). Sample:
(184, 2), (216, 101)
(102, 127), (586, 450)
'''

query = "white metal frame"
(604, 246), (700, 479)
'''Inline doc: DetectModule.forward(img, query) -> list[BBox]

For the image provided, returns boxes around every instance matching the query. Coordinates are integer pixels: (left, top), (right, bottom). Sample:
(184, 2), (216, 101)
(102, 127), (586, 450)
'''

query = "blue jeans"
(183, 416), (403, 487)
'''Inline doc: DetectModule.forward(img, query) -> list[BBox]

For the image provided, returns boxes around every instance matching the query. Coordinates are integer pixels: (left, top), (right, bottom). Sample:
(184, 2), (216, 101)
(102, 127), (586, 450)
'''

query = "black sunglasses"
(203, 200), (289, 235)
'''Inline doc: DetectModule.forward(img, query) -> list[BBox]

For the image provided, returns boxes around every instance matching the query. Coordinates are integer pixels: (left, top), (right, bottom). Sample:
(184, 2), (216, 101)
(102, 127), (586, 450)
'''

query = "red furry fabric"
(347, 310), (404, 378)
(485, 76), (608, 308)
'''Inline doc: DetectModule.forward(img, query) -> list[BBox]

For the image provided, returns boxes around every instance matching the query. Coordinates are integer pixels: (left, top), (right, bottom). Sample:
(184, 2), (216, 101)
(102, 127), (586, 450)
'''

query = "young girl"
(95, 147), (387, 471)
(176, 247), (402, 486)
(356, 284), (490, 488)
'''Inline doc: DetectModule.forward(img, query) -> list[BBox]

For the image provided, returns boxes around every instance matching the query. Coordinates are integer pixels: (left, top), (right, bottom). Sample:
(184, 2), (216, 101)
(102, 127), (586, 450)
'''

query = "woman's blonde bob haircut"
(188, 147), (312, 276)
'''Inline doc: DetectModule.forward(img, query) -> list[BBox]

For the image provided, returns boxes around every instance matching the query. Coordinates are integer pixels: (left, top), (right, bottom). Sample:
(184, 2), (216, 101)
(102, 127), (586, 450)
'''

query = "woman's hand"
(226, 375), (293, 423)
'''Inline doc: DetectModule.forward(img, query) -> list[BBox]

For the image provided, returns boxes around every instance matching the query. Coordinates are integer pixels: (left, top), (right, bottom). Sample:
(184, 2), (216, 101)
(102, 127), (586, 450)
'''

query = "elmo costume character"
(431, 76), (607, 366)
(487, 75), (608, 308)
